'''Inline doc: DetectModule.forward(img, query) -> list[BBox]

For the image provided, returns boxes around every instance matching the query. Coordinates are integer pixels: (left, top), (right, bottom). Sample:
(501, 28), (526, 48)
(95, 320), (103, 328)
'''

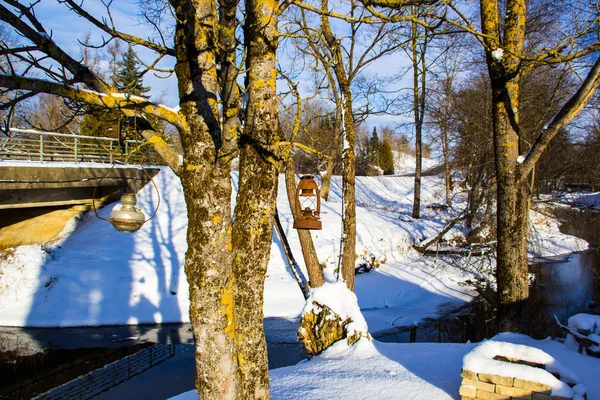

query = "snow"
(0, 166), (188, 326)
(0, 163), (588, 329)
(528, 210), (588, 257)
(492, 48), (504, 60)
(171, 333), (600, 400)
(1, 159), (597, 399)
(568, 313), (600, 333)
(110, 93), (148, 102)
(162, 104), (181, 113)
(463, 340), (577, 397)
(393, 151), (437, 175)
(547, 191), (600, 210)
(302, 282), (369, 338)
(566, 313), (600, 353)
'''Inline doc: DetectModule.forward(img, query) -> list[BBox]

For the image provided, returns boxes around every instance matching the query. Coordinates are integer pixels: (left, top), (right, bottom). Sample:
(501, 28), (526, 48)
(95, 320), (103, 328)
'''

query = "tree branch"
(0, 74), (188, 138)
(60, 0), (176, 57)
(0, 3), (111, 93)
(519, 56), (600, 179)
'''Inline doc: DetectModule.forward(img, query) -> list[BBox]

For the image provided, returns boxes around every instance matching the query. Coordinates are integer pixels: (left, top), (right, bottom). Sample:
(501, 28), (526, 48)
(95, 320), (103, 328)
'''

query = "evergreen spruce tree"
(81, 46), (150, 139)
(115, 46), (150, 97)
(368, 127), (380, 166)
(379, 139), (395, 175)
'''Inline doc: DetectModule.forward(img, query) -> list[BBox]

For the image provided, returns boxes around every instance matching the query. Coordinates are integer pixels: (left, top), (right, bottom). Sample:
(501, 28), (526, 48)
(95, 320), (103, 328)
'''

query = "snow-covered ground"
(264, 330), (599, 400)
(539, 191), (600, 211)
(0, 164), (588, 330)
(1, 160), (597, 399)
(393, 151), (438, 175)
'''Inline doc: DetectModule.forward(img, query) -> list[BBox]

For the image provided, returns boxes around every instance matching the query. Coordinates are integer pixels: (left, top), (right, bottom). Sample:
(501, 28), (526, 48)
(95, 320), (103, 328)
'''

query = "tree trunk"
(169, 2), (238, 398)
(320, 107), (341, 201)
(442, 128), (451, 205)
(320, 2), (356, 291)
(319, 157), (335, 201)
(339, 89), (357, 291)
(410, 18), (426, 219)
(412, 127), (422, 219)
(284, 158), (325, 288)
(231, 0), (280, 396)
(480, 0), (529, 333)
(491, 79), (530, 333)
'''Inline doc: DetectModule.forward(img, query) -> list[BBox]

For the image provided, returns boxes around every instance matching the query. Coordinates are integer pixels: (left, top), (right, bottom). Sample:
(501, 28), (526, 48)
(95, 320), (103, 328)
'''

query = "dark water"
(1, 208), (598, 399)
(0, 321), (306, 399)
(528, 208), (600, 338)
(376, 207), (600, 343)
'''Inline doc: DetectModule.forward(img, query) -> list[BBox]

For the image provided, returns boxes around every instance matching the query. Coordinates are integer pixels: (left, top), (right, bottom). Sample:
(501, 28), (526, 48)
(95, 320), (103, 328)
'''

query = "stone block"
(462, 378), (495, 392)
(514, 379), (552, 393)
(476, 389), (511, 399)
(461, 369), (478, 381)
(478, 373), (514, 386)
(495, 384), (532, 398)
(459, 385), (477, 397)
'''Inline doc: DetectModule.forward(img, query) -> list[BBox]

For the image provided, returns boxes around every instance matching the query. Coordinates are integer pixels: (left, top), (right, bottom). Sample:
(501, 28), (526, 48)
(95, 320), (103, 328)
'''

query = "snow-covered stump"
(460, 341), (587, 400)
(566, 314), (600, 357)
(298, 282), (370, 355)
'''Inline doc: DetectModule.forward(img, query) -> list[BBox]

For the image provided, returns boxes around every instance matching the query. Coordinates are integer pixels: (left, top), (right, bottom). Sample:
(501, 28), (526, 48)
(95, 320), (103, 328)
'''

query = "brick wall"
(459, 368), (585, 400)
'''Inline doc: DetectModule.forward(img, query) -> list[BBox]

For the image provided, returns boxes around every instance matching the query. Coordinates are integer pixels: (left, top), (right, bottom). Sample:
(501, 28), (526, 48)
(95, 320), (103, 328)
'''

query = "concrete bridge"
(0, 128), (163, 248)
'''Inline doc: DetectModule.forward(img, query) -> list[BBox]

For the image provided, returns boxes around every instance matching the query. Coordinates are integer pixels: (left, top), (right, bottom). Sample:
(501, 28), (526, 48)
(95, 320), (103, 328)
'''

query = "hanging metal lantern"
(293, 175), (322, 230)
(109, 193), (146, 232)
(92, 163), (160, 233)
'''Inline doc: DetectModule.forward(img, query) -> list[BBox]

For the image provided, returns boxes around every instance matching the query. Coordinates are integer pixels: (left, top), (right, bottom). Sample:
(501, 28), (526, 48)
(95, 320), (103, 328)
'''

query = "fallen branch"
(554, 315), (600, 355)
(414, 211), (467, 253)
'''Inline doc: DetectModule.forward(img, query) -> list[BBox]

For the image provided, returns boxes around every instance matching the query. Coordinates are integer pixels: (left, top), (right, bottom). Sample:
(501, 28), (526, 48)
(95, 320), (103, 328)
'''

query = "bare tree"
(285, 0), (407, 290)
(426, 35), (467, 205)
(364, 0), (600, 332)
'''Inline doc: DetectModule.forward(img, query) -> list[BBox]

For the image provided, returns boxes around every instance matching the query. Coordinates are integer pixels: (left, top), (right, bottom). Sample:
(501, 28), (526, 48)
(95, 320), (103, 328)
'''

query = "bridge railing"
(0, 128), (164, 165)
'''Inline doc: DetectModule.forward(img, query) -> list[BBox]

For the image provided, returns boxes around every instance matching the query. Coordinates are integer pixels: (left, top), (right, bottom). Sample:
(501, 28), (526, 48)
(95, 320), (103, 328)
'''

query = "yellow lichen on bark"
(221, 277), (236, 340)
(185, 164), (202, 172)
(253, 80), (267, 89)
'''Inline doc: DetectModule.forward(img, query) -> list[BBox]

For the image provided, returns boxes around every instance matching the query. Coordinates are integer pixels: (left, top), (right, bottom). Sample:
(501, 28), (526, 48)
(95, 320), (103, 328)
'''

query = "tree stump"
(298, 301), (365, 355)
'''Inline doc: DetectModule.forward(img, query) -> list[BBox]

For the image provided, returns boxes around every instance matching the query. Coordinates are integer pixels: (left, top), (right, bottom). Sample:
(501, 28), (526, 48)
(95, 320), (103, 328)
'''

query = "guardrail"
(34, 344), (176, 400)
(0, 128), (163, 165)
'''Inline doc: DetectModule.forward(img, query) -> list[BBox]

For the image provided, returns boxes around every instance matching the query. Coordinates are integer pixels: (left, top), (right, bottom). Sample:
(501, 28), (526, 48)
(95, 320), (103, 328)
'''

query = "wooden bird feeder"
(293, 175), (322, 230)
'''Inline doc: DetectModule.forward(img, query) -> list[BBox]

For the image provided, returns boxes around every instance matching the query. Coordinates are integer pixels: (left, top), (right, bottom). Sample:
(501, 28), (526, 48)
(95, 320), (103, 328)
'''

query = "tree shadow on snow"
(25, 168), (187, 347)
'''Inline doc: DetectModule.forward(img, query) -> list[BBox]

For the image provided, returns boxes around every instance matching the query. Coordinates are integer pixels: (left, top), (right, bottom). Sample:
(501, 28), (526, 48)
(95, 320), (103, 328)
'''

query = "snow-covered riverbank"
(1, 165), (598, 400)
(0, 167), (588, 330)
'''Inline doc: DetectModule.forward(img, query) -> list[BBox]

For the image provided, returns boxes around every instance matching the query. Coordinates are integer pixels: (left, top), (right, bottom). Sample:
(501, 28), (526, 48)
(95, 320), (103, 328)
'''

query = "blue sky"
(26, 0), (412, 130)
(34, 0), (179, 106)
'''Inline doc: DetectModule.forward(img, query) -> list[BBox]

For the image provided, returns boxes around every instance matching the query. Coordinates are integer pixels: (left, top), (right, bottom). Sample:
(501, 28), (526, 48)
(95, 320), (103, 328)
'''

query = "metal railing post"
(39, 134), (44, 162)
(125, 141), (129, 164)
(74, 137), (79, 162)
(109, 141), (113, 163)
